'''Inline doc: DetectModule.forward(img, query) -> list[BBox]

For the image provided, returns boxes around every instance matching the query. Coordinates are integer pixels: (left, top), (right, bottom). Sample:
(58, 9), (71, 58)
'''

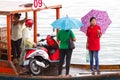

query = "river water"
(0, 0), (120, 64)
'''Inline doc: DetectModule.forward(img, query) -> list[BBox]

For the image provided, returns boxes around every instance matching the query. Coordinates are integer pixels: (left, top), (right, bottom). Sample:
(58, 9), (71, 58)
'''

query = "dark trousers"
(58, 49), (73, 75)
(11, 38), (22, 58)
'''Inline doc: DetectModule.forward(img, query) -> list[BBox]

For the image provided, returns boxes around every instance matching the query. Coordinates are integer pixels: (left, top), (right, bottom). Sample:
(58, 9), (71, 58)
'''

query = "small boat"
(0, 0), (61, 76)
(0, 1), (120, 80)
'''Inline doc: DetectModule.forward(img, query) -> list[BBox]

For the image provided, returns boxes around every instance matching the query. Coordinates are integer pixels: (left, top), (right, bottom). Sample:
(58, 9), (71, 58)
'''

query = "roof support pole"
(7, 15), (11, 61)
(56, 8), (60, 34)
(33, 11), (37, 43)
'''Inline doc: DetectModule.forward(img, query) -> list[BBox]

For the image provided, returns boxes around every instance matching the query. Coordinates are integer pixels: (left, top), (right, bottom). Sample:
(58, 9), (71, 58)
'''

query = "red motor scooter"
(22, 35), (59, 75)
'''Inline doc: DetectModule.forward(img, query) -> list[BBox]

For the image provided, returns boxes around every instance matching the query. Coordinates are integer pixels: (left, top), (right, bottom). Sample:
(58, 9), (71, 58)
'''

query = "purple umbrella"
(80, 9), (112, 34)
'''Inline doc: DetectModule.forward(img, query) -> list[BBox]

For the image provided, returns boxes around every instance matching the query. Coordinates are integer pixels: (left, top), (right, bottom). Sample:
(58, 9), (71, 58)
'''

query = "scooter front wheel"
(29, 58), (42, 76)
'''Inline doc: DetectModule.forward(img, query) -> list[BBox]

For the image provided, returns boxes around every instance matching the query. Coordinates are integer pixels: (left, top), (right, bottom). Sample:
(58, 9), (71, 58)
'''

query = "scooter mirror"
(37, 33), (40, 37)
(51, 30), (56, 38)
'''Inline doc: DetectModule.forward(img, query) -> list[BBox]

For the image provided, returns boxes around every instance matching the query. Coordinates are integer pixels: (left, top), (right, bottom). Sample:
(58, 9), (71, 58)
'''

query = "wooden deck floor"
(0, 66), (120, 80)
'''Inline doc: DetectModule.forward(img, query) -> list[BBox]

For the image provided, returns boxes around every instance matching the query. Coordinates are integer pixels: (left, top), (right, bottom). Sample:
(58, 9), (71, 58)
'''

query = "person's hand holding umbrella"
(97, 29), (102, 38)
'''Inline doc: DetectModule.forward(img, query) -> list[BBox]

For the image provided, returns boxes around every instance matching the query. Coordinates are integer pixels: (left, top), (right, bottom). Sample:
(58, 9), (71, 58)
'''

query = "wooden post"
(7, 15), (11, 61)
(56, 8), (60, 34)
(33, 11), (37, 43)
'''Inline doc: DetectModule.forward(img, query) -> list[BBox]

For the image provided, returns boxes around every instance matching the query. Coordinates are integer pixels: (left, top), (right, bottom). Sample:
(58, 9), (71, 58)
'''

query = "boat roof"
(0, 1), (62, 15)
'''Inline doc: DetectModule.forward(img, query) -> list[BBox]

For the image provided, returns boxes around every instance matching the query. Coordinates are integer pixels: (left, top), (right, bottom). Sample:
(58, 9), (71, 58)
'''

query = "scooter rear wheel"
(29, 58), (42, 76)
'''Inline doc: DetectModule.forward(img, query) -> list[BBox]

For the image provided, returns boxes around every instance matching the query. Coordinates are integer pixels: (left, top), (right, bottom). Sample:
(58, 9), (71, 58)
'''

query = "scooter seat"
(25, 48), (36, 51)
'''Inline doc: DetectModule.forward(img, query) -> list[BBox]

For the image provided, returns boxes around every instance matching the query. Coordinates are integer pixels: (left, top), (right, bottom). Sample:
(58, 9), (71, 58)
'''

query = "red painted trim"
(0, 67), (15, 74)
(0, 61), (18, 75)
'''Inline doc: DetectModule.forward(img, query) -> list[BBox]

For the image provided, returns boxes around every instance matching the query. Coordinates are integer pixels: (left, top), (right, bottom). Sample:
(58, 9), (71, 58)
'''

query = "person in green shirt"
(57, 30), (76, 77)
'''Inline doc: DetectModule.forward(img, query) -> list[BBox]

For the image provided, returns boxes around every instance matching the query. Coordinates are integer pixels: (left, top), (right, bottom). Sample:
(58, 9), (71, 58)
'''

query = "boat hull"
(0, 73), (120, 80)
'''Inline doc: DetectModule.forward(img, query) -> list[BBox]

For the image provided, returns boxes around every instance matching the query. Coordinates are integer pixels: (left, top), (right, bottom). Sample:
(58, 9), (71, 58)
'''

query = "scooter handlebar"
(51, 35), (56, 38)
(39, 39), (46, 42)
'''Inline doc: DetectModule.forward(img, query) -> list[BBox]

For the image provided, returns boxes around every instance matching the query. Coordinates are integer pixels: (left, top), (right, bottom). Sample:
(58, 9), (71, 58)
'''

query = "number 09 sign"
(33, 0), (42, 8)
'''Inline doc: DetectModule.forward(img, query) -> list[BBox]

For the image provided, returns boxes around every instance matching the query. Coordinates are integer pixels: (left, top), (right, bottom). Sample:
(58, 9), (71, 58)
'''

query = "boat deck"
(0, 66), (120, 80)
(70, 67), (120, 77)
